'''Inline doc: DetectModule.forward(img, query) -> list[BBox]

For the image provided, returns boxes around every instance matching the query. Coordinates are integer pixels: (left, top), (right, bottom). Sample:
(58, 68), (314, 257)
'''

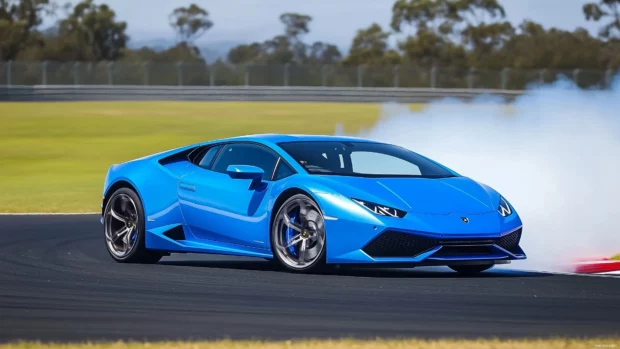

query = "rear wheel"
(449, 264), (494, 275)
(103, 187), (163, 263)
(271, 194), (326, 273)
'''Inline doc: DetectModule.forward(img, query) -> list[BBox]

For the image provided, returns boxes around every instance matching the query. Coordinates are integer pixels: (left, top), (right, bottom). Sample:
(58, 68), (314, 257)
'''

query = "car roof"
(216, 134), (377, 144)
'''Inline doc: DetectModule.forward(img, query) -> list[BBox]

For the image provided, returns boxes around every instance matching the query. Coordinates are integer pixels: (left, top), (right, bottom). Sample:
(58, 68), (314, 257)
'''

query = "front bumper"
(323, 210), (526, 265)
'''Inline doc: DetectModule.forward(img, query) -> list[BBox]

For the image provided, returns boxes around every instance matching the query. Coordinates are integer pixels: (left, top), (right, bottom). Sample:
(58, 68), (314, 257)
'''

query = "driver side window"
(211, 143), (278, 181)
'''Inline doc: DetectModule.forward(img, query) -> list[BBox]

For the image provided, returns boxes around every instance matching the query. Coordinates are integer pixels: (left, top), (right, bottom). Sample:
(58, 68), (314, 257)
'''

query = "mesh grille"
(363, 228), (523, 259)
(362, 231), (437, 258)
(433, 245), (494, 257)
(496, 228), (522, 253)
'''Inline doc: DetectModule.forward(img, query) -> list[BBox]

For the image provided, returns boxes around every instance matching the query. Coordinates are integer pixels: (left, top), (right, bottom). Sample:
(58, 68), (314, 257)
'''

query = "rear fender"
(103, 147), (198, 231)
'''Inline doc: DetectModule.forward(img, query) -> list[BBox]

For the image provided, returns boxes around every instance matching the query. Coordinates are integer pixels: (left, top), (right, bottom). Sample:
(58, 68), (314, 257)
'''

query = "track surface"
(1, 215), (619, 342)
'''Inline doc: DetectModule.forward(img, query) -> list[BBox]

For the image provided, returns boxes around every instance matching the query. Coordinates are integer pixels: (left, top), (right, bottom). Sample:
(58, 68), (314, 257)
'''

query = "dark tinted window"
(278, 141), (455, 178)
(197, 145), (221, 169)
(211, 143), (278, 181)
(272, 160), (295, 180)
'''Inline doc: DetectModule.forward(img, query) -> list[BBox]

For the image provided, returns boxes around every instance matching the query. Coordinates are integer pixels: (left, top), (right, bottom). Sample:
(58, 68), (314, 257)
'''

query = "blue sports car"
(102, 134), (525, 273)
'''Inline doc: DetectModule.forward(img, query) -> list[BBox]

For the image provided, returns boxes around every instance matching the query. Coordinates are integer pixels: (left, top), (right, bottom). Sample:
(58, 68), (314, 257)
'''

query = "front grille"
(362, 231), (437, 258)
(363, 228), (523, 259)
(433, 245), (495, 257)
(496, 228), (522, 253)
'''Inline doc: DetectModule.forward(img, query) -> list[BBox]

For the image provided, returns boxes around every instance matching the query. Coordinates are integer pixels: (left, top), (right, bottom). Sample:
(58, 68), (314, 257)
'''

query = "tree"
(261, 35), (295, 64)
(584, 0), (620, 38)
(54, 0), (128, 61)
(121, 42), (204, 63)
(398, 28), (466, 67)
(225, 12), (334, 65)
(308, 42), (342, 64)
(279, 12), (312, 63)
(390, 0), (507, 68)
(227, 43), (262, 64)
(169, 3), (213, 43)
(462, 21), (514, 67)
(279, 13), (312, 40)
(391, 0), (506, 35)
(0, 0), (53, 60)
(343, 23), (392, 65)
(499, 21), (608, 69)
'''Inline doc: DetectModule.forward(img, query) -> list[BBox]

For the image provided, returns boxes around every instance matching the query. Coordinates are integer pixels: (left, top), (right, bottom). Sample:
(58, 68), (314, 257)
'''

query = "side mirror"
(226, 165), (264, 181)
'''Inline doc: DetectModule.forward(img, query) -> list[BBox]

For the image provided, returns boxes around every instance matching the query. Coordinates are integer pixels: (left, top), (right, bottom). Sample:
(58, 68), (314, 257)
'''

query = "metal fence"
(0, 61), (617, 90)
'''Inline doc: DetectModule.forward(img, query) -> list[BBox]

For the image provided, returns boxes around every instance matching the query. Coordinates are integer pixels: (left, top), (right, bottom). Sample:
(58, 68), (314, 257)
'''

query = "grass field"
(0, 102), (423, 212)
(3, 339), (619, 349)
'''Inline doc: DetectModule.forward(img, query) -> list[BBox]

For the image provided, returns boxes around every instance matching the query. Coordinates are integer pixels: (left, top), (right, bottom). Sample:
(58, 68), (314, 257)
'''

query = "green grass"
(0, 101), (424, 212)
(611, 254), (620, 260)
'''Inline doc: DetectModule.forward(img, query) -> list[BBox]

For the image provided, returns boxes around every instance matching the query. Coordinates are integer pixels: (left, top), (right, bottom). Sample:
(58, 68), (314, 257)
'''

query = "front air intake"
(362, 231), (437, 258)
(496, 228), (522, 253)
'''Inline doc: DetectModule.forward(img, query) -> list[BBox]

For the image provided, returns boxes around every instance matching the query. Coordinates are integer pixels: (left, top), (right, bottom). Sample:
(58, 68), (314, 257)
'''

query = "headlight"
(497, 196), (513, 217)
(351, 198), (407, 218)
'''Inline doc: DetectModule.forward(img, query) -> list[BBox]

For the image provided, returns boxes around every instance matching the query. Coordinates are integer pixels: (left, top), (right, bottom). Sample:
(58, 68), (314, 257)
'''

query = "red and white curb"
(573, 258), (620, 275)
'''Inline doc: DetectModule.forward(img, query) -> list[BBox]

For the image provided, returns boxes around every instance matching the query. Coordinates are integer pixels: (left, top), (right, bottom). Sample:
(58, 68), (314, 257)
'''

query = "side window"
(272, 160), (295, 181)
(211, 144), (278, 181)
(197, 145), (221, 169)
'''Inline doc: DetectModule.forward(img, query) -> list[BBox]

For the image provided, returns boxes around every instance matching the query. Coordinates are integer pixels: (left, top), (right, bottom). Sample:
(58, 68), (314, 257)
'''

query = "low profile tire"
(271, 194), (326, 273)
(103, 187), (163, 264)
(449, 264), (494, 275)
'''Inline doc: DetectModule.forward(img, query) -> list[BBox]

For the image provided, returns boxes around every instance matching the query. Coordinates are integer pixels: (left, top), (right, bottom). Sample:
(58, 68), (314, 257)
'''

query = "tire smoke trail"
(342, 79), (620, 272)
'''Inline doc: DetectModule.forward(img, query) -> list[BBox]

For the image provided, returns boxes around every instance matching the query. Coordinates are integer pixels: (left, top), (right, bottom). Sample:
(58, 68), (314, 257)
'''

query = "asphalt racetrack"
(1, 214), (619, 342)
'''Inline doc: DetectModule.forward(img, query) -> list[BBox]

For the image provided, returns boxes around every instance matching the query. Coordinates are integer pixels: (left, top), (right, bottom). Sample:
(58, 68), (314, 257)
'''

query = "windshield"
(278, 141), (456, 178)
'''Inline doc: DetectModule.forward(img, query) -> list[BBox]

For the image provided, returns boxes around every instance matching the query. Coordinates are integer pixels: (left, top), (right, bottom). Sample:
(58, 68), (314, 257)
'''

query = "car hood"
(314, 175), (498, 215)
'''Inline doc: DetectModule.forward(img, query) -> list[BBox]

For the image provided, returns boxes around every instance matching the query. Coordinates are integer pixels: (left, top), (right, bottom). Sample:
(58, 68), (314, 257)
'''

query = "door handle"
(179, 182), (196, 192)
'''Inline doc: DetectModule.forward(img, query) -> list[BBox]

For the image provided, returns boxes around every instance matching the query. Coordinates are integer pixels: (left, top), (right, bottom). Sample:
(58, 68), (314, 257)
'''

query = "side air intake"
(162, 225), (186, 241)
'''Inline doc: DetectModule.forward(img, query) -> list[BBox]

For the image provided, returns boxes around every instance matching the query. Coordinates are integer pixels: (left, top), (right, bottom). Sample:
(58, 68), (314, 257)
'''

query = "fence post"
(143, 62), (149, 85)
(73, 62), (80, 85)
(393, 65), (400, 88)
(605, 69), (614, 89)
(572, 68), (581, 86)
(42, 61), (48, 85)
(430, 66), (437, 88)
(107, 62), (114, 85)
(467, 67), (476, 89)
(284, 63), (290, 87)
(538, 69), (546, 85)
(245, 65), (250, 87)
(7, 60), (12, 87)
(357, 65), (364, 87)
(501, 68), (510, 90)
(321, 65), (328, 87)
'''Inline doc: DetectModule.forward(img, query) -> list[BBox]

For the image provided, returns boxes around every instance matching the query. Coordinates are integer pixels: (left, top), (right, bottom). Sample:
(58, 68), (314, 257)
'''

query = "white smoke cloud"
(344, 79), (620, 272)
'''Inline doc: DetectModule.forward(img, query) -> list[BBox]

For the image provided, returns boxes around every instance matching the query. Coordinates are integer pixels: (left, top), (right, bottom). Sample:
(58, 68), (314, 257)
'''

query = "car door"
(177, 142), (280, 249)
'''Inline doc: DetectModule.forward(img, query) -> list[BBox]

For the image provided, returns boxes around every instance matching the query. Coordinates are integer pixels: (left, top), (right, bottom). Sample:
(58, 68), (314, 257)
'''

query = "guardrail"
(0, 85), (525, 103)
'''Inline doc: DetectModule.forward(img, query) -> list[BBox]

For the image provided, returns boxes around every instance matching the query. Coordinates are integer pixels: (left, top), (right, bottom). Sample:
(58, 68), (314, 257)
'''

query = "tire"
(103, 187), (163, 264)
(270, 194), (326, 273)
(449, 264), (494, 275)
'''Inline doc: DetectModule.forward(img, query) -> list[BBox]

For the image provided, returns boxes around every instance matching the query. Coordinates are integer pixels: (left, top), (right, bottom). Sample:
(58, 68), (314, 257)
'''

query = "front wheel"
(271, 194), (326, 273)
(103, 187), (163, 264)
(449, 264), (494, 275)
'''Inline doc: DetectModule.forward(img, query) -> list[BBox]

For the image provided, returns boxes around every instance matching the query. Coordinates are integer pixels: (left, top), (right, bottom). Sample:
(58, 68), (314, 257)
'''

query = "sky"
(43, 0), (601, 51)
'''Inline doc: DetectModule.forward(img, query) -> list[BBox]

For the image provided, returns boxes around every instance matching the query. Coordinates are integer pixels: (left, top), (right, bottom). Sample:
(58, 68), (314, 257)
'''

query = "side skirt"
(145, 223), (273, 259)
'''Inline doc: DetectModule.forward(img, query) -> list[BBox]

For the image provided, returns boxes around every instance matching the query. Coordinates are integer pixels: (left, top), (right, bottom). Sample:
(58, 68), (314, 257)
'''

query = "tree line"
(1, 0), (620, 70)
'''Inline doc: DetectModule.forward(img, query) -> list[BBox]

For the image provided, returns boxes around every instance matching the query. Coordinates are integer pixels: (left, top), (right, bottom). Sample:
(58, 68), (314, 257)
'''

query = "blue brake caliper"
(286, 210), (298, 257)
